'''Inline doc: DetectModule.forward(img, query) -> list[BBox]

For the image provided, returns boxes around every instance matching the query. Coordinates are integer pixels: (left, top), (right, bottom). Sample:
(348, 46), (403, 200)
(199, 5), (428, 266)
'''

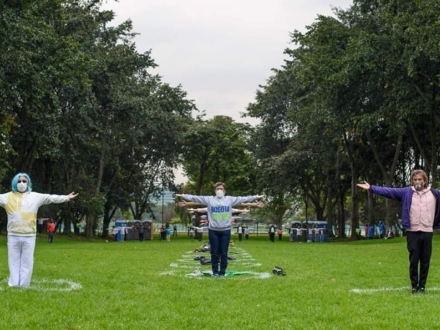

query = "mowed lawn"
(0, 232), (440, 329)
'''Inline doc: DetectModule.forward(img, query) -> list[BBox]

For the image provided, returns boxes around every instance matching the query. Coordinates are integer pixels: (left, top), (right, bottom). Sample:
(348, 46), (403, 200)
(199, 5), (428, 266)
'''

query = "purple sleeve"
(370, 186), (406, 201)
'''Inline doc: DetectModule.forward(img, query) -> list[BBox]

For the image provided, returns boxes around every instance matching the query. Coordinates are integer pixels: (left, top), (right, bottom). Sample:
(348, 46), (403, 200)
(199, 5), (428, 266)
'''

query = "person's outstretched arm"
(240, 202), (265, 208)
(188, 207), (208, 213)
(178, 200), (203, 208)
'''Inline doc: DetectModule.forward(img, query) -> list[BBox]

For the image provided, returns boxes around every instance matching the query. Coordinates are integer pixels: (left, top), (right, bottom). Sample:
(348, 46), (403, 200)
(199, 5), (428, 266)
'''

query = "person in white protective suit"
(0, 172), (78, 287)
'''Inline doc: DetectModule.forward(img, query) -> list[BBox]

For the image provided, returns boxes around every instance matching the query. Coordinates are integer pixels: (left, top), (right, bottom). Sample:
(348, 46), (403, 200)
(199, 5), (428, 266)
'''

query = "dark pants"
(269, 233), (275, 242)
(406, 231), (433, 288)
(48, 232), (54, 243)
(238, 233), (243, 242)
(139, 232), (144, 242)
(209, 229), (231, 276)
(278, 234), (282, 241)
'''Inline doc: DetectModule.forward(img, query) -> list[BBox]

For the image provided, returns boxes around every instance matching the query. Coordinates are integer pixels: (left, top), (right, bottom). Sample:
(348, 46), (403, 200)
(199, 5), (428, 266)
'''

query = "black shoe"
(272, 266), (286, 276)
(419, 287), (425, 293)
(412, 287), (418, 294)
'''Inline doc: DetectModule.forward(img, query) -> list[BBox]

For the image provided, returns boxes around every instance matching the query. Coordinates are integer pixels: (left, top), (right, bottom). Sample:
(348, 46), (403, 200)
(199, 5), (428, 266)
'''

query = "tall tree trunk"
(350, 165), (359, 240)
(337, 191), (345, 238)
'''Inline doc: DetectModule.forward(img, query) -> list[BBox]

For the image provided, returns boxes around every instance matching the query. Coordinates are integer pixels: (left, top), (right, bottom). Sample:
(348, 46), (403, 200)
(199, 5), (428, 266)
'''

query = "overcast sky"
(103, 0), (354, 182)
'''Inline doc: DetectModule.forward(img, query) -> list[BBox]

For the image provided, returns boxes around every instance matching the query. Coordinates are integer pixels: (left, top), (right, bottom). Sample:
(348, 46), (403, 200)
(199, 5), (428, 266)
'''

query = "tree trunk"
(337, 192), (345, 238)
(350, 166), (359, 240)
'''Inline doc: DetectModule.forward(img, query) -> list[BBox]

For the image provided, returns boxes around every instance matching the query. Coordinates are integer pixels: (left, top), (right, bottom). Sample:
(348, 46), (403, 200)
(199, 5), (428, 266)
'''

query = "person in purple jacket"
(176, 182), (265, 277)
(357, 169), (440, 293)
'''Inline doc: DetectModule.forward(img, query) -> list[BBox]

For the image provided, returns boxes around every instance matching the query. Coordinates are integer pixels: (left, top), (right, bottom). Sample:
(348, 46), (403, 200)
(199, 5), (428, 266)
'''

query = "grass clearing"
(0, 233), (440, 329)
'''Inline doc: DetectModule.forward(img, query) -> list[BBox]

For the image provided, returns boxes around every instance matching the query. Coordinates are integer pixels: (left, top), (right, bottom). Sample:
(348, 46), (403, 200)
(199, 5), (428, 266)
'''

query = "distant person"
(124, 226), (129, 241)
(386, 227), (395, 240)
(112, 226), (118, 241)
(378, 221), (385, 239)
(165, 223), (171, 242)
(268, 225), (275, 242)
(0, 172), (78, 288)
(138, 224), (144, 242)
(37, 218), (44, 234)
(355, 227), (361, 239)
(47, 219), (56, 243)
(237, 224), (243, 242)
(364, 224), (369, 239)
(367, 225), (375, 239)
(277, 227), (283, 241)
(244, 226), (250, 240)
(189, 227), (195, 240)
(358, 169), (440, 293)
(173, 224), (178, 237)
(160, 225), (166, 241)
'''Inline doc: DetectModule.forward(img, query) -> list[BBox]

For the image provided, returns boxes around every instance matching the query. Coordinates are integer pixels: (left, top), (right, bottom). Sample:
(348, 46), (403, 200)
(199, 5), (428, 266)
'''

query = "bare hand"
(68, 192), (79, 200)
(357, 181), (370, 190)
(178, 201), (187, 207)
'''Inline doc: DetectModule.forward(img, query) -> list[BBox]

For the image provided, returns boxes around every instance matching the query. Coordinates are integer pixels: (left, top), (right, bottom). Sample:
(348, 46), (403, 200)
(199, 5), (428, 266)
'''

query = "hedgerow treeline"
(0, 0), (197, 237)
(246, 0), (440, 237)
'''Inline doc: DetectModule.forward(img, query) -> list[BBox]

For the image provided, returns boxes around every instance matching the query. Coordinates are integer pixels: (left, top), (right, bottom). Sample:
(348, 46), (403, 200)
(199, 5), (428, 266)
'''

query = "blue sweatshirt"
(182, 195), (257, 231)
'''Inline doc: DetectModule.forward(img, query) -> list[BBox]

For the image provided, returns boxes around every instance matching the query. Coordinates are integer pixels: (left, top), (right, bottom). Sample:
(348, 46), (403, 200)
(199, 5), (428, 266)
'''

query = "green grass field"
(0, 233), (439, 329)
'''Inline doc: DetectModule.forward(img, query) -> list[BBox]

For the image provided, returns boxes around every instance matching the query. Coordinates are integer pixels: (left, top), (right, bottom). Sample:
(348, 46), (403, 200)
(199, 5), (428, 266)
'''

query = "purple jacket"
(369, 186), (440, 230)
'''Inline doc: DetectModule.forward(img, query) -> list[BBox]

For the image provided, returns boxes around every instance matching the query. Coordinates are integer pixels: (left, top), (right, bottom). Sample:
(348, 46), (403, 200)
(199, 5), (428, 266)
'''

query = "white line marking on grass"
(350, 287), (440, 294)
(177, 259), (201, 263)
(170, 264), (198, 269)
(237, 262), (262, 267)
(249, 272), (271, 279)
(160, 270), (176, 275)
(0, 278), (82, 292)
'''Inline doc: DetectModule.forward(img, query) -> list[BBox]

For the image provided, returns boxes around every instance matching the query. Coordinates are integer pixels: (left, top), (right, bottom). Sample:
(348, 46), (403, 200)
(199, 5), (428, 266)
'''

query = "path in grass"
(160, 244), (271, 279)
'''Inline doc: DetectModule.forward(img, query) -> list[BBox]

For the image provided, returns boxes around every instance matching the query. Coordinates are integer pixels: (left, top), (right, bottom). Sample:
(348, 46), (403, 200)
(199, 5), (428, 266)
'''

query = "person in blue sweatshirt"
(176, 182), (264, 277)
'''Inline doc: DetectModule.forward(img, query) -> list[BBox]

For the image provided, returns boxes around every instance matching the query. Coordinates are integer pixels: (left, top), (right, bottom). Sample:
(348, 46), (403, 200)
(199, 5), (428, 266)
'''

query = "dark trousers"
(238, 233), (243, 242)
(48, 232), (54, 243)
(209, 229), (231, 275)
(269, 233), (275, 242)
(406, 231), (433, 288)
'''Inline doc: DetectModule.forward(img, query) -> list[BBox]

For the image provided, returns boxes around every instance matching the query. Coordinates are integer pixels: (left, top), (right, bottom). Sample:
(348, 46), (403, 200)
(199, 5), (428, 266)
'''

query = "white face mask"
(216, 190), (224, 198)
(17, 182), (28, 192)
